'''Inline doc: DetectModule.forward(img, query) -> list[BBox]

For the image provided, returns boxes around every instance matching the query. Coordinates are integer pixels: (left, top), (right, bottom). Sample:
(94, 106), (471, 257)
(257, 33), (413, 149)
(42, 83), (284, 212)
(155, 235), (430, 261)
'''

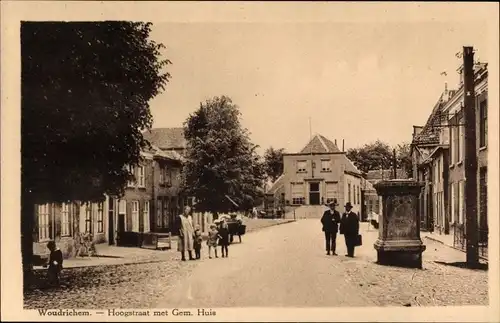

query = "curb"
(423, 236), (488, 262)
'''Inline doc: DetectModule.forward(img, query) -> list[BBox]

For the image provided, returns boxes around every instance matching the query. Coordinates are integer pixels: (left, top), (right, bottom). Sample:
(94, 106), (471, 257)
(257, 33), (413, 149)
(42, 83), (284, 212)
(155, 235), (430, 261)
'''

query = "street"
(25, 219), (488, 309)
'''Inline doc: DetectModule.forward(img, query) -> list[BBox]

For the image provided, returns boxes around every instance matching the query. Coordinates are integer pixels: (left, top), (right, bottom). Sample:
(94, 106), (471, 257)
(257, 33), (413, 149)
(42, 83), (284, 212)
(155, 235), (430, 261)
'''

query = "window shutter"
(54, 204), (62, 239)
(126, 201), (131, 232)
(33, 204), (39, 242)
(139, 201), (144, 232)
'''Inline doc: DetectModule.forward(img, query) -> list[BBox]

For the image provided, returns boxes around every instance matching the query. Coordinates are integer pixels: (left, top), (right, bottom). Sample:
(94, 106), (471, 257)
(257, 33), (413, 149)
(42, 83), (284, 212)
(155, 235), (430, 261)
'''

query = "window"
(325, 182), (338, 204)
(131, 201), (139, 232)
(163, 198), (169, 228)
(143, 201), (150, 232)
(165, 167), (172, 186)
(159, 165), (165, 184)
(61, 203), (71, 236)
(479, 99), (487, 148)
(321, 159), (331, 172)
(458, 124), (464, 162)
(38, 204), (51, 241)
(357, 186), (360, 205)
(347, 183), (351, 203)
(449, 125), (454, 164)
(450, 184), (455, 224)
(157, 199), (163, 229)
(127, 165), (135, 187)
(458, 181), (464, 224)
(291, 183), (305, 205)
(97, 202), (104, 233)
(85, 203), (92, 233)
(138, 165), (145, 187)
(297, 161), (307, 173)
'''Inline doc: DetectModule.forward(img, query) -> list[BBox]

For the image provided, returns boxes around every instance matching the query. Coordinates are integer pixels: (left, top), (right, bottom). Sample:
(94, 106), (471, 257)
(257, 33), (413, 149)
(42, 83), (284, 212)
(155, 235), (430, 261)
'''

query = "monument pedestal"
(373, 180), (426, 269)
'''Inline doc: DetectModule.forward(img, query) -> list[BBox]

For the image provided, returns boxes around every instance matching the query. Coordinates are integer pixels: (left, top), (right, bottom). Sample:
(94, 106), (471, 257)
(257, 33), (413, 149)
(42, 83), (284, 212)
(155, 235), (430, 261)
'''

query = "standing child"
(207, 223), (219, 259)
(193, 225), (203, 259)
(46, 240), (63, 286)
(217, 219), (230, 258)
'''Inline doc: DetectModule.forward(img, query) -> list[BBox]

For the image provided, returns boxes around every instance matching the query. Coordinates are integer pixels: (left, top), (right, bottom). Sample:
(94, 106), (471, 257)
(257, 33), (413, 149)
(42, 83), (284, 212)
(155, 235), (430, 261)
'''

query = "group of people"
(177, 206), (231, 261)
(320, 199), (360, 257)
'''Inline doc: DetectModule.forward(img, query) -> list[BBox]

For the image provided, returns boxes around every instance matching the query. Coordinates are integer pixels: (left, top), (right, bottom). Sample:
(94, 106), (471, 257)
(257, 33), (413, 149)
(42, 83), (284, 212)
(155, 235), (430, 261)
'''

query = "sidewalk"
(421, 231), (488, 261)
(36, 218), (296, 270)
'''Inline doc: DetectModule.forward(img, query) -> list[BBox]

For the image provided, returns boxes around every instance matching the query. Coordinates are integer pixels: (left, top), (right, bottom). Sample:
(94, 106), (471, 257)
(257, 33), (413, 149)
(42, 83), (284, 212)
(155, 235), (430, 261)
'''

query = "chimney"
(335, 139), (337, 146)
(342, 139), (345, 152)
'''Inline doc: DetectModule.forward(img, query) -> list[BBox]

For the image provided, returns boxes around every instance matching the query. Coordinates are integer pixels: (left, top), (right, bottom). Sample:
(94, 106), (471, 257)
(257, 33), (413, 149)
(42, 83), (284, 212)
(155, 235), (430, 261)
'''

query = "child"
(193, 225), (203, 260)
(218, 219), (230, 258)
(207, 223), (219, 259)
(46, 240), (63, 286)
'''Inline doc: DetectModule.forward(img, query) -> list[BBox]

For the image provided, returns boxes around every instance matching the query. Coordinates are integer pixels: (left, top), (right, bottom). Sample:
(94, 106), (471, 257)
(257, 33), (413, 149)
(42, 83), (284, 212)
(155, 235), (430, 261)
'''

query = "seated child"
(193, 225), (203, 259)
(207, 223), (219, 259)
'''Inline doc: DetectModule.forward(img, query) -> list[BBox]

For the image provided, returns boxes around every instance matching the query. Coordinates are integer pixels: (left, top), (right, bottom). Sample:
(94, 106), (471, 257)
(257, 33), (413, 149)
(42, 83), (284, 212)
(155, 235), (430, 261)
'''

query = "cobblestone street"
(24, 219), (488, 309)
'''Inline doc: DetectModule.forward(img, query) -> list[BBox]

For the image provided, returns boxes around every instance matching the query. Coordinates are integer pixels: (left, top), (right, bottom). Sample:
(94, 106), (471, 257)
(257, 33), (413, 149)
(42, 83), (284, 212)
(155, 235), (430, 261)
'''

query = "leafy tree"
(263, 147), (285, 182)
(395, 142), (413, 178)
(182, 96), (265, 217)
(21, 22), (171, 285)
(346, 140), (392, 174)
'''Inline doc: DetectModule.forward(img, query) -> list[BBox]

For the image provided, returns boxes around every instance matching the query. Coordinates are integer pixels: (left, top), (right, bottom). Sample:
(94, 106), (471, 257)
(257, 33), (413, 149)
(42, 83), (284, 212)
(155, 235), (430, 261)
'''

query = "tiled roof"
(343, 155), (362, 176)
(143, 127), (186, 150)
(267, 174), (285, 194)
(412, 95), (443, 146)
(299, 134), (341, 154)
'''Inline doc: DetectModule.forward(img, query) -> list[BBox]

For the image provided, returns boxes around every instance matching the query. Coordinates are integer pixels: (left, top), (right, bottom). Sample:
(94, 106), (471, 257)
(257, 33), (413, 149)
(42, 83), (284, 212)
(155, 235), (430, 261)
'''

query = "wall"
(283, 153), (345, 206)
(344, 172), (362, 214)
(153, 157), (183, 232)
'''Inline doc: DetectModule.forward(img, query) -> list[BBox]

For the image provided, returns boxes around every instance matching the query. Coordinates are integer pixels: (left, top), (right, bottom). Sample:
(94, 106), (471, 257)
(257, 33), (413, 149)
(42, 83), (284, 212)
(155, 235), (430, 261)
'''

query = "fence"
(452, 223), (488, 259)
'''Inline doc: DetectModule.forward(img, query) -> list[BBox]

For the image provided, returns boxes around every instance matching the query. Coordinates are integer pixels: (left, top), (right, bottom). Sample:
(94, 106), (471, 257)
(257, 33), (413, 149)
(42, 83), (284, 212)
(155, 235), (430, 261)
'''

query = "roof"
(267, 174), (285, 194)
(366, 169), (408, 181)
(411, 95), (444, 146)
(299, 134), (341, 154)
(421, 145), (449, 165)
(143, 127), (186, 150)
(343, 155), (363, 177)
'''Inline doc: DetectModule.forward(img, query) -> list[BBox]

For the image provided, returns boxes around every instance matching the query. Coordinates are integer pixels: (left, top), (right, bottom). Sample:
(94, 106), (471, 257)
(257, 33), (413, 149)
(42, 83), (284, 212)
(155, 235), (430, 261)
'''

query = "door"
(108, 198), (115, 245)
(309, 182), (320, 205)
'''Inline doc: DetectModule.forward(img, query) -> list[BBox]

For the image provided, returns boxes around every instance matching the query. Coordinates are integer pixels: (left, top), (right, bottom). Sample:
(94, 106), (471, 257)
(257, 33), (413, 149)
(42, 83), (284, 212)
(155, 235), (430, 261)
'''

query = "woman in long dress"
(178, 206), (195, 261)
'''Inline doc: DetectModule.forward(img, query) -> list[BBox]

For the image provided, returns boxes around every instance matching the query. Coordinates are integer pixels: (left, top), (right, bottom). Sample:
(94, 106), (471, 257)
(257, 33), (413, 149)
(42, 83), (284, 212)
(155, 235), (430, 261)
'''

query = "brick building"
(270, 134), (363, 213)
(411, 61), (488, 258)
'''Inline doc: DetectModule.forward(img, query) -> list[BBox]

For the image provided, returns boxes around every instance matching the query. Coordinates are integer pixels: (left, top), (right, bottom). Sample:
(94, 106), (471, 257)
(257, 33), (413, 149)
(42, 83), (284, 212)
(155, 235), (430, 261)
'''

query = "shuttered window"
(291, 183), (305, 205)
(325, 182), (338, 204)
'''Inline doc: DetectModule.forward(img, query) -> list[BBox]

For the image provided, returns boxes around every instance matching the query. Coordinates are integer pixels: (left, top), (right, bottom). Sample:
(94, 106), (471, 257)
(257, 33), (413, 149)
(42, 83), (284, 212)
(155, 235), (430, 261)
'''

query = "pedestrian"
(207, 223), (219, 259)
(339, 202), (360, 257)
(217, 219), (230, 258)
(45, 240), (63, 287)
(320, 199), (341, 255)
(177, 206), (195, 261)
(252, 207), (258, 219)
(193, 225), (203, 259)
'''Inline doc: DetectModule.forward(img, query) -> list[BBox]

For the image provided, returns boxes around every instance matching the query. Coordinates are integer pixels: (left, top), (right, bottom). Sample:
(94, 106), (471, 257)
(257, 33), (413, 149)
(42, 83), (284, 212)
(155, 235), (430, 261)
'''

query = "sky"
(148, 21), (489, 155)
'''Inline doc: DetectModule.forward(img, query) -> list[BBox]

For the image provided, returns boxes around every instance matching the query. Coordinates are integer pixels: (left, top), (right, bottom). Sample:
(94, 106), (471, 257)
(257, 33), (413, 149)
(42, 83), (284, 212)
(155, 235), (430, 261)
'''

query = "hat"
(326, 198), (338, 207)
(345, 202), (353, 208)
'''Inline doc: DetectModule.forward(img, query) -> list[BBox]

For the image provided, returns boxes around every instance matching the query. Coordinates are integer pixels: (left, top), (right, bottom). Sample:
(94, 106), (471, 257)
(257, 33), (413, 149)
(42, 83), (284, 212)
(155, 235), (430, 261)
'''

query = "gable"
(299, 134), (341, 154)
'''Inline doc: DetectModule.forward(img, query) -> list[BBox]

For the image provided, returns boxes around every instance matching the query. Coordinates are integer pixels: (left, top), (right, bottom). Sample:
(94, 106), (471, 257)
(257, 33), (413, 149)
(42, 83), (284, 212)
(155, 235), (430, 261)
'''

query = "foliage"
(21, 21), (170, 276)
(395, 142), (413, 178)
(182, 96), (266, 214)
(263, 147), (286, 182)
(346, 140), (393, 174)
(21, 21), (171, 203)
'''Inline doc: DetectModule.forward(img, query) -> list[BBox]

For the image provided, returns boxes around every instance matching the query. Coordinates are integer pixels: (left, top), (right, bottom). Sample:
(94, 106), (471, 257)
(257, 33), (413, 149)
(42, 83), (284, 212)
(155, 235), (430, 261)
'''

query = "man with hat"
(339, 202), (360, 257)
(320, 198), (341, 255)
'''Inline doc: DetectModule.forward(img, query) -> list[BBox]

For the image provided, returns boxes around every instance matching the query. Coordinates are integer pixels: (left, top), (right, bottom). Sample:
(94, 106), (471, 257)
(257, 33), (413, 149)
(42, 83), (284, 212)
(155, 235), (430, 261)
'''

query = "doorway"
(108, 198), (115, 245)
(309, 182), (320, 205)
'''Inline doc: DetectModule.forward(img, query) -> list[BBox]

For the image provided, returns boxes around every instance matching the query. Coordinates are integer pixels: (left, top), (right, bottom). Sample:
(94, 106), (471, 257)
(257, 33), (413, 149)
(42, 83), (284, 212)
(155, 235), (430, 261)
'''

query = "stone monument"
(373, 179), (426, 269)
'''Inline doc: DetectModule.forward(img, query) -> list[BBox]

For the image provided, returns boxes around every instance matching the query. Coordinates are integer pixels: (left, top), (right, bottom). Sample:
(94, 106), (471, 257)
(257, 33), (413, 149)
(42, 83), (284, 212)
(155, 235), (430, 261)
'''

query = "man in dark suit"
(340, 202), (360, 257)
(320, 199), (341, 255)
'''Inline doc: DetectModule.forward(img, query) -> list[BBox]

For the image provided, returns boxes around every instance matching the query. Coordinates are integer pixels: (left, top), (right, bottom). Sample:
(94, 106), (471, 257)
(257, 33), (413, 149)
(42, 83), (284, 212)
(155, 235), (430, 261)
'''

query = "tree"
(395, 142), (413, 178)
(263, 147), (285, 182)
(346, 140), (392, 174)
(182, 96), (265, 217)
(21, 22), (171, 285)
